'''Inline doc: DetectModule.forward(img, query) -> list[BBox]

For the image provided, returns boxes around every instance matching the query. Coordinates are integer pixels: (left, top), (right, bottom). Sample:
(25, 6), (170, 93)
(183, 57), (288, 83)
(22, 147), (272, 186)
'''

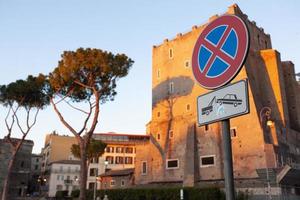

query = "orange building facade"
(134, 4), (300, 196)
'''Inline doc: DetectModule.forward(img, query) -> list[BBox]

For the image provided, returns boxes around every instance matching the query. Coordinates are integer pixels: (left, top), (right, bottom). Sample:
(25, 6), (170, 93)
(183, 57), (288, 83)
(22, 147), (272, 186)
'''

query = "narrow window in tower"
(157, 133), (160, 140)
(142, 161), (147, 175)
(157, 111), (160, 118)
(186, 104), (191, 111)
(230, 127), (237, 138)
(169, 82), (174, 94)
(205, 124), (209, 131)
(169, 48), (173, 59)
(185, 60), (190, 68)
(257, 34), (260, 45)
(265, 41), (268, 48)
(169, 130), (173, 139)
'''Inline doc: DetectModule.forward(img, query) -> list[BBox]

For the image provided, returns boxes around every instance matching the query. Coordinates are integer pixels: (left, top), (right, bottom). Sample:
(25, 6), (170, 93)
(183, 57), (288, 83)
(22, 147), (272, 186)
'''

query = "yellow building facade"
(135, 4), (300, 196)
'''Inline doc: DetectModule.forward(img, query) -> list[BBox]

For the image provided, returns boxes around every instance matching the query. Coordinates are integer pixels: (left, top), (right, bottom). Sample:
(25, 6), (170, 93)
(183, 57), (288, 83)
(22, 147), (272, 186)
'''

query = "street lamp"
(104, 161), (109, 172)
(259, 106), (273, 200)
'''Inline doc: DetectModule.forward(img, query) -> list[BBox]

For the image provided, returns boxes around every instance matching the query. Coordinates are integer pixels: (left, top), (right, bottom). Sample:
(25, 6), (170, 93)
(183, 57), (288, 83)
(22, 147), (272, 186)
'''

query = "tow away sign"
(197, 79), (249, 126)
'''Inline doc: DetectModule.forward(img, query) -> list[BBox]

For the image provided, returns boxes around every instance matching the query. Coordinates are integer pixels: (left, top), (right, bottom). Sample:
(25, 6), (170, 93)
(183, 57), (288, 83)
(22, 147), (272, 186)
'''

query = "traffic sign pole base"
(222, 119), (235, 200)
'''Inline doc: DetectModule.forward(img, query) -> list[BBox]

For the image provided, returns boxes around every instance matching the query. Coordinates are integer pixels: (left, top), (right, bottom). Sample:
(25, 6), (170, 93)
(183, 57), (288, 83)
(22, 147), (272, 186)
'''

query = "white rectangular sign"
(197, 79), (249, 126)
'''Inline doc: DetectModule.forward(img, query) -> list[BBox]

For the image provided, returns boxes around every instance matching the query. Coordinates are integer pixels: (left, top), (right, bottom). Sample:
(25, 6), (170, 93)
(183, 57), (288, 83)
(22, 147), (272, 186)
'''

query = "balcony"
(64, 179), (73, 185)
(51, 169), (80, 174)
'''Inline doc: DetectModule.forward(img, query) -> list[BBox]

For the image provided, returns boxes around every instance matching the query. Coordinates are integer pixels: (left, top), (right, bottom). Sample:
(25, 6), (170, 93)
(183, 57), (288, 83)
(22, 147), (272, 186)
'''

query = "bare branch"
(50, 98), (79, 136)
(5, 107), (14, 135)
(85, 89), (100, 143)
(54, 87), (75, 105)
(74, 80), (93, 89)
(78, 100), (93, 136)
(28, 108), (40, 130)
(64, 99), (89, 115)
(26, 107), (31, 130)
(12, 107), (26, 135)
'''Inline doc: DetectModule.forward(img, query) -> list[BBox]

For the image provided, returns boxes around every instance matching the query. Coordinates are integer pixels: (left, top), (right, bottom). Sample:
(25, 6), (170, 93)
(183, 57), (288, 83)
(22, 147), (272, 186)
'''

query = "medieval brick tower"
(135, 4), (300, 196)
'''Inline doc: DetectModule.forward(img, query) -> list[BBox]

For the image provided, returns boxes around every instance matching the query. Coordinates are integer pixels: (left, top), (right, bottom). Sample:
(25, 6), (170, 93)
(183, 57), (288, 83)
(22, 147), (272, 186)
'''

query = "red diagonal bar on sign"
(202, 26), (234, 75)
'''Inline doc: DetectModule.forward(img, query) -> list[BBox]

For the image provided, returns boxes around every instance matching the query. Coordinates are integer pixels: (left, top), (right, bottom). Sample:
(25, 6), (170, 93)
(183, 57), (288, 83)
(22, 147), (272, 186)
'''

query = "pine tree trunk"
(79, 143), (87, 200)
(1, 151), (17, 200)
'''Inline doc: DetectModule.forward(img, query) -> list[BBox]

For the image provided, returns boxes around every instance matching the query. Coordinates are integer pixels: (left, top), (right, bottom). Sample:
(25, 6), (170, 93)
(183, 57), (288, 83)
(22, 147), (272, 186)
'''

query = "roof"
(50, 160), (81, 165)
(100, 168), (134, 177)
(1, 137), (34, 144)
(94, 132), (149, 138)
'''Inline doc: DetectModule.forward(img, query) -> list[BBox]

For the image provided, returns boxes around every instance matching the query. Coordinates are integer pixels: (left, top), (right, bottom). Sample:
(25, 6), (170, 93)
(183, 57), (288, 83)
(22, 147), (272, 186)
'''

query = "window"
(205, 124), (209, 131)
(67, 166), (71, 172)
(169, 48), (173, 58)
(125, 157), (133, 164)
(125, 147), (133, 154)
(89, 168), (97, 176)
(142, 161), (147, 175)
(56, 185), (63, 191)
(169, 130), (174, 139)
(157, 133), (160, 140)
(106, 156), (114, 164)
(121, 180), (125, 187)
(106, 146), (114, 153)
(186, 104), (190, 111)
(184, 60), (190, 68)
(88, 182), (95, 190)
(157, 69), (161, 79)
(35, 165), (38, 170)
(265, 41), (268, 48)
(200, 155), (215, 167)
(230, 128), (237, 138)
(61, 175), (64, 180)
(57, 175), (60, 180)
(169, 82), (174, 93)
(110, 180), (116, 187)
(157, 112), (161, 118)
(115, 156), (124, 164)
(20, 161), (24, 168)
(166, 159), (179, 169)
(116, 147), (123, 153)
(36, 158), (39, 162)
(92, 157), (99, 163)
(60, 166), (63, 172)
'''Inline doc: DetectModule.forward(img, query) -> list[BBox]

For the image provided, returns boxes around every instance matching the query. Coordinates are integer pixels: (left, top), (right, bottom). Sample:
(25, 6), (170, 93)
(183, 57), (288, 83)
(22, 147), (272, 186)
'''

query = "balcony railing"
(51, 169), (80, 174)
(64, 179), (73, 185)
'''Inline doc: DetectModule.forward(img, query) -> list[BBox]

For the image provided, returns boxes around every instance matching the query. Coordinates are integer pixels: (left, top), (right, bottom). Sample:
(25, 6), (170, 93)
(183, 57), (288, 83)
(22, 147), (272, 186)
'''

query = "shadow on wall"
(152, 76), (194, 108)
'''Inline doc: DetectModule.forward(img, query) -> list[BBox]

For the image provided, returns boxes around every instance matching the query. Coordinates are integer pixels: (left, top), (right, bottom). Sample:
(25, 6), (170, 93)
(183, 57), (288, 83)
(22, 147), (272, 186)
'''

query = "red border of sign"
(192, 15), (249, 89)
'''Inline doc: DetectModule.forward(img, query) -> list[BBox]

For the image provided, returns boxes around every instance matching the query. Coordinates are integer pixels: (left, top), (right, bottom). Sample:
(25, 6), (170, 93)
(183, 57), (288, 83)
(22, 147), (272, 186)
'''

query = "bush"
(71, 189), (80, 198)
(72, 187), (225, 200)
(55, 190), (69, 199)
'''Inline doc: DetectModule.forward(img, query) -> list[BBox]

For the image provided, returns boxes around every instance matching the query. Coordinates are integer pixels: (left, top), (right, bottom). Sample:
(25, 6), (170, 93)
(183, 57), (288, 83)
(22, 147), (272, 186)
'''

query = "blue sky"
(0, 0), (299, 153)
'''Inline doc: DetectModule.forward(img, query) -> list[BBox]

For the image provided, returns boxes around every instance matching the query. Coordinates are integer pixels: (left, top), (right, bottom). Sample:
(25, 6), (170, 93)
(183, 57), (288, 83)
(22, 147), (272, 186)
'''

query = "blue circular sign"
(192, 15), (249, 89)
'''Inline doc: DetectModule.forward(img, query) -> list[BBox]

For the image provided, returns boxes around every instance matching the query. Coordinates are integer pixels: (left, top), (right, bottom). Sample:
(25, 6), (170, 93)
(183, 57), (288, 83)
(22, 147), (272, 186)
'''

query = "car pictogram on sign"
(216, 94), (242, 107)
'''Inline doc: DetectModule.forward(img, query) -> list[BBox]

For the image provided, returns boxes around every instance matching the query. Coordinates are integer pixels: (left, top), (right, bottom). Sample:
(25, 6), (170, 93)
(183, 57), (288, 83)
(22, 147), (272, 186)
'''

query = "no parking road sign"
(192, 14), (250, 200)
(192, 15), (249, 89)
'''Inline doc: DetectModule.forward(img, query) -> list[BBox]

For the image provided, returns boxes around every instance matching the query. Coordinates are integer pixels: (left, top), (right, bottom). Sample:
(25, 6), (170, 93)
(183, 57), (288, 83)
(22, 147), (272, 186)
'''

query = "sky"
(0, 0), (299, 153)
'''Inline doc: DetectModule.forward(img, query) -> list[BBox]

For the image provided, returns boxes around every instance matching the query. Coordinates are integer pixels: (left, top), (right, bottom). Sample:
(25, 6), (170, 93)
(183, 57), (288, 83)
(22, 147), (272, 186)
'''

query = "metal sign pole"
(222, 119), (235, 200)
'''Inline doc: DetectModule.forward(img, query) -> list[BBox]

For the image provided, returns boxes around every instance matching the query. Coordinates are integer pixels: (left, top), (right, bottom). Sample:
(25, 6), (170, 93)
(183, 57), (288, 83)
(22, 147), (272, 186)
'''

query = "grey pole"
(222, 119), (235, 200)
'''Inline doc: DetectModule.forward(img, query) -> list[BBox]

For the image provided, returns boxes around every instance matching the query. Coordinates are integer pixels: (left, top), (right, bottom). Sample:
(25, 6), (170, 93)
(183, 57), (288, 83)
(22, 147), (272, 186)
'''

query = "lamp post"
(259, 106), (273, 200)
(93, 168), (98, 200)
(104, 161), (109, 172)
